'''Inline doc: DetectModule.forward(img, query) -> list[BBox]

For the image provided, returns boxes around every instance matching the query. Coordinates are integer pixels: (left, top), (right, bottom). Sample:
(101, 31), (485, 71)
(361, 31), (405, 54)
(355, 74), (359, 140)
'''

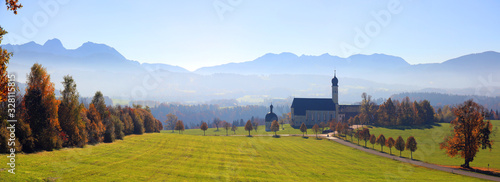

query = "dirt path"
(326, 136), (500, 181)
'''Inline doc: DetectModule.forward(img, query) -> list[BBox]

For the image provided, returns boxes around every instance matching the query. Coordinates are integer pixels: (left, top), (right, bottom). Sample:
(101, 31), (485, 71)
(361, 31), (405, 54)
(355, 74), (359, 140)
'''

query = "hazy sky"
(1, 0), (499, 71)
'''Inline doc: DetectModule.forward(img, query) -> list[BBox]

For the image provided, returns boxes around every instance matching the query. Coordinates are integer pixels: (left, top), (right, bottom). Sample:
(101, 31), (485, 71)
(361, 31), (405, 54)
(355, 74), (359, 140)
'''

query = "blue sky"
(1, 0), (499, 71)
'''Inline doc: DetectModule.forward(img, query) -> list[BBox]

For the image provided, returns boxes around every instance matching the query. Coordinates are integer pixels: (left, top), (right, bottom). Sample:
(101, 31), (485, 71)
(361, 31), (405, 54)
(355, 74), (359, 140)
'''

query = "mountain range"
(3, 39), (500, 105)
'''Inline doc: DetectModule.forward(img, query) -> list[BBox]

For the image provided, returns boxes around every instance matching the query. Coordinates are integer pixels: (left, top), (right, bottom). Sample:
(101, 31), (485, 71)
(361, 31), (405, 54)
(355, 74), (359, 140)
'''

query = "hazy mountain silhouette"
(3, 39), (499, 104)
(194, 52), (410, 76)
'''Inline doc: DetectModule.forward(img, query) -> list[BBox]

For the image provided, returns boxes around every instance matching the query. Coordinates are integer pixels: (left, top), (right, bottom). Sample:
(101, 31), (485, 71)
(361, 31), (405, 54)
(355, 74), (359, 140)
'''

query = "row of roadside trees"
(352, 128), (418, 159)
(352, 99), (494, 169)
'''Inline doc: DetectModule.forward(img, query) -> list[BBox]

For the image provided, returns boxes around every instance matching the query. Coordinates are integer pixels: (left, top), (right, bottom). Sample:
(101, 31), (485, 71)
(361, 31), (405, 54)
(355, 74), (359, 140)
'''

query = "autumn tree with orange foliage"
(245, 120), (253, 136)
(376, 134), (386, 152)
(175, 120), (185, 134)
(0, 0), (21, 102)
(299, 122), (307, 137)
(386, 137), (395, 155)
(329, 120), (337, 136)
(86, 104), (104, 144)
(0, 29), (12, 103)
(131, 108), (145, 134)
(406, 136), (417, 160)
(143, 109), (157, 133)
(354, 130), (361, 145)
(23, 64), (62, 151)
(271, 120), (280, 137)
(439, 100), (493, 168)
(395, 136), (405, 157)
(361, 128), (370, 147)
(5, 0), (22, 14)
(336, 122), (344, 138)
(312, 124), (320, 139)
(91, 91), (115, 143)
(200, 121), (208, 136)
(369, 134), (376, 149)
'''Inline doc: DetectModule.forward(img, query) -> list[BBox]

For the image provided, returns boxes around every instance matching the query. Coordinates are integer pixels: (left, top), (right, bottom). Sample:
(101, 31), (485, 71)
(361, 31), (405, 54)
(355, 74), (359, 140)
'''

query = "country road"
(326, 136), (500, 182)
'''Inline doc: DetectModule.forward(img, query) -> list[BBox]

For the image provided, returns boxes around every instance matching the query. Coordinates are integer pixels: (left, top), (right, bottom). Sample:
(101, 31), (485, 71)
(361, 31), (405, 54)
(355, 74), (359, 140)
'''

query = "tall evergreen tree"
(420, 100), (436, 124)
(92, 91), (114, 143)
(58, 75), (86, 147)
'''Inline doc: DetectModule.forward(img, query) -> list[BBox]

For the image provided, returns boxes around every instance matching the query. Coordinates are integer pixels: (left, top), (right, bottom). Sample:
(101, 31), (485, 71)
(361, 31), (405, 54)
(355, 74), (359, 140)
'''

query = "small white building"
(264, 104), (278, 132)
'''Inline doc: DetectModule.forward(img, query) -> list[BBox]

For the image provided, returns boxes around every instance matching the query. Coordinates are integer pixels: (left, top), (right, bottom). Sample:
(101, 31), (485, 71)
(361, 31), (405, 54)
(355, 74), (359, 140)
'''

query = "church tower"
(331, 70), (339, 122)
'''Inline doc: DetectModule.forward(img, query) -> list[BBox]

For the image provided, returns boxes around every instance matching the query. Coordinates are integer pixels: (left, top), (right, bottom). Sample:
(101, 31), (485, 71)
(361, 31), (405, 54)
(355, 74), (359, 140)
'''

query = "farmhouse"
(290, 71), (360, 128)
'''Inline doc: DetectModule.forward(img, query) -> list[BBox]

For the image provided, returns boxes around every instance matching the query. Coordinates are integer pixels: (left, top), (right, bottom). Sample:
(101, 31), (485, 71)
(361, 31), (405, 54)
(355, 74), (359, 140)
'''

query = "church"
(289, 71), (360, 128)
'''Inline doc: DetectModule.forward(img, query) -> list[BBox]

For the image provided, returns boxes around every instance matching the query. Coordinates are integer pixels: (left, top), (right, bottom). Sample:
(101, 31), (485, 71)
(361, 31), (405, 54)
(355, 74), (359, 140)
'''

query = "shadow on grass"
(247, 135), (253, 137)
(302, 137), (309, 139)
(455, 167), (500, 177)
(315, 138), (322, 140)
(272, 135), (281, 138)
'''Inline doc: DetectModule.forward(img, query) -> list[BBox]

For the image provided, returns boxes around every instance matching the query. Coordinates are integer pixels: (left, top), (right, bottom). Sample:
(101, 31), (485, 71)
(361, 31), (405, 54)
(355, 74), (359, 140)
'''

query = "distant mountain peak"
(43, 38), (65, 51)
(75, 41), (125, 59)
(443, 51), (500, 65)
(79, 41), (111, 49)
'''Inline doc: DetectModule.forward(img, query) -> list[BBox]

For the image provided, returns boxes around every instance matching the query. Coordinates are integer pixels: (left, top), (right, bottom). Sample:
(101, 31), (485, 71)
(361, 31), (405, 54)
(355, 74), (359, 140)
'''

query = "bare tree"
(231, 124), (238, 134)
(213, 118), (221, 131)
(165, 113), (178, 133)
(223, 121), (230, 136)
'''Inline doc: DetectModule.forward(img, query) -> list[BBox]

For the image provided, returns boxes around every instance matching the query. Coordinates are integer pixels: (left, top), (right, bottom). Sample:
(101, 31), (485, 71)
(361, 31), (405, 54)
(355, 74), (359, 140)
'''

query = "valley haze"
(3, 39), (500, 105)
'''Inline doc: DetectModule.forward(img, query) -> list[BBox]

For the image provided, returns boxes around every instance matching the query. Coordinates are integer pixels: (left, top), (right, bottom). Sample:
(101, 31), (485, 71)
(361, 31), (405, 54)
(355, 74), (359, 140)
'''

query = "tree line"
(150, 103), (289, 129)
(0, 64), (163, 153)
(350, 93), (437, 126)
(391, 92), (500, 111)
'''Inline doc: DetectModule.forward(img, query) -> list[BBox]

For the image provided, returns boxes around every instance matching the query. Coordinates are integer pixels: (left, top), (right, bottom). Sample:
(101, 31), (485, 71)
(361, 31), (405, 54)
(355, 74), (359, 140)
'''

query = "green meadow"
(354, 120), (500, 170)
(0, 132), (483, 181)
(167, 124), (320, 136)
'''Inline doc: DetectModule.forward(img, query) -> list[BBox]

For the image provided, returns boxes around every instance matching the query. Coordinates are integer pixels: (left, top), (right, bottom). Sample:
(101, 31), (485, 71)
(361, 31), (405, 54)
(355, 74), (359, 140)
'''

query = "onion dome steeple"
(331, 70), (338, 86)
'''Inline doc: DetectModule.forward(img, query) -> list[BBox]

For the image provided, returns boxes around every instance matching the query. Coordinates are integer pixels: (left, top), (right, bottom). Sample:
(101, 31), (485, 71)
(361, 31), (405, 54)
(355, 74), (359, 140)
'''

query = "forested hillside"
(391, 92), (500, 110)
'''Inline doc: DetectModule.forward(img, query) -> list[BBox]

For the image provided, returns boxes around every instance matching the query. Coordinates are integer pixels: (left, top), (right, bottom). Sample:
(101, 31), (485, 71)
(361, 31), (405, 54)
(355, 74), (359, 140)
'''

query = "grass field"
(352, 120), (500, 170)
(0, 133), (484, 181)
(166, 124), (321, 136)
